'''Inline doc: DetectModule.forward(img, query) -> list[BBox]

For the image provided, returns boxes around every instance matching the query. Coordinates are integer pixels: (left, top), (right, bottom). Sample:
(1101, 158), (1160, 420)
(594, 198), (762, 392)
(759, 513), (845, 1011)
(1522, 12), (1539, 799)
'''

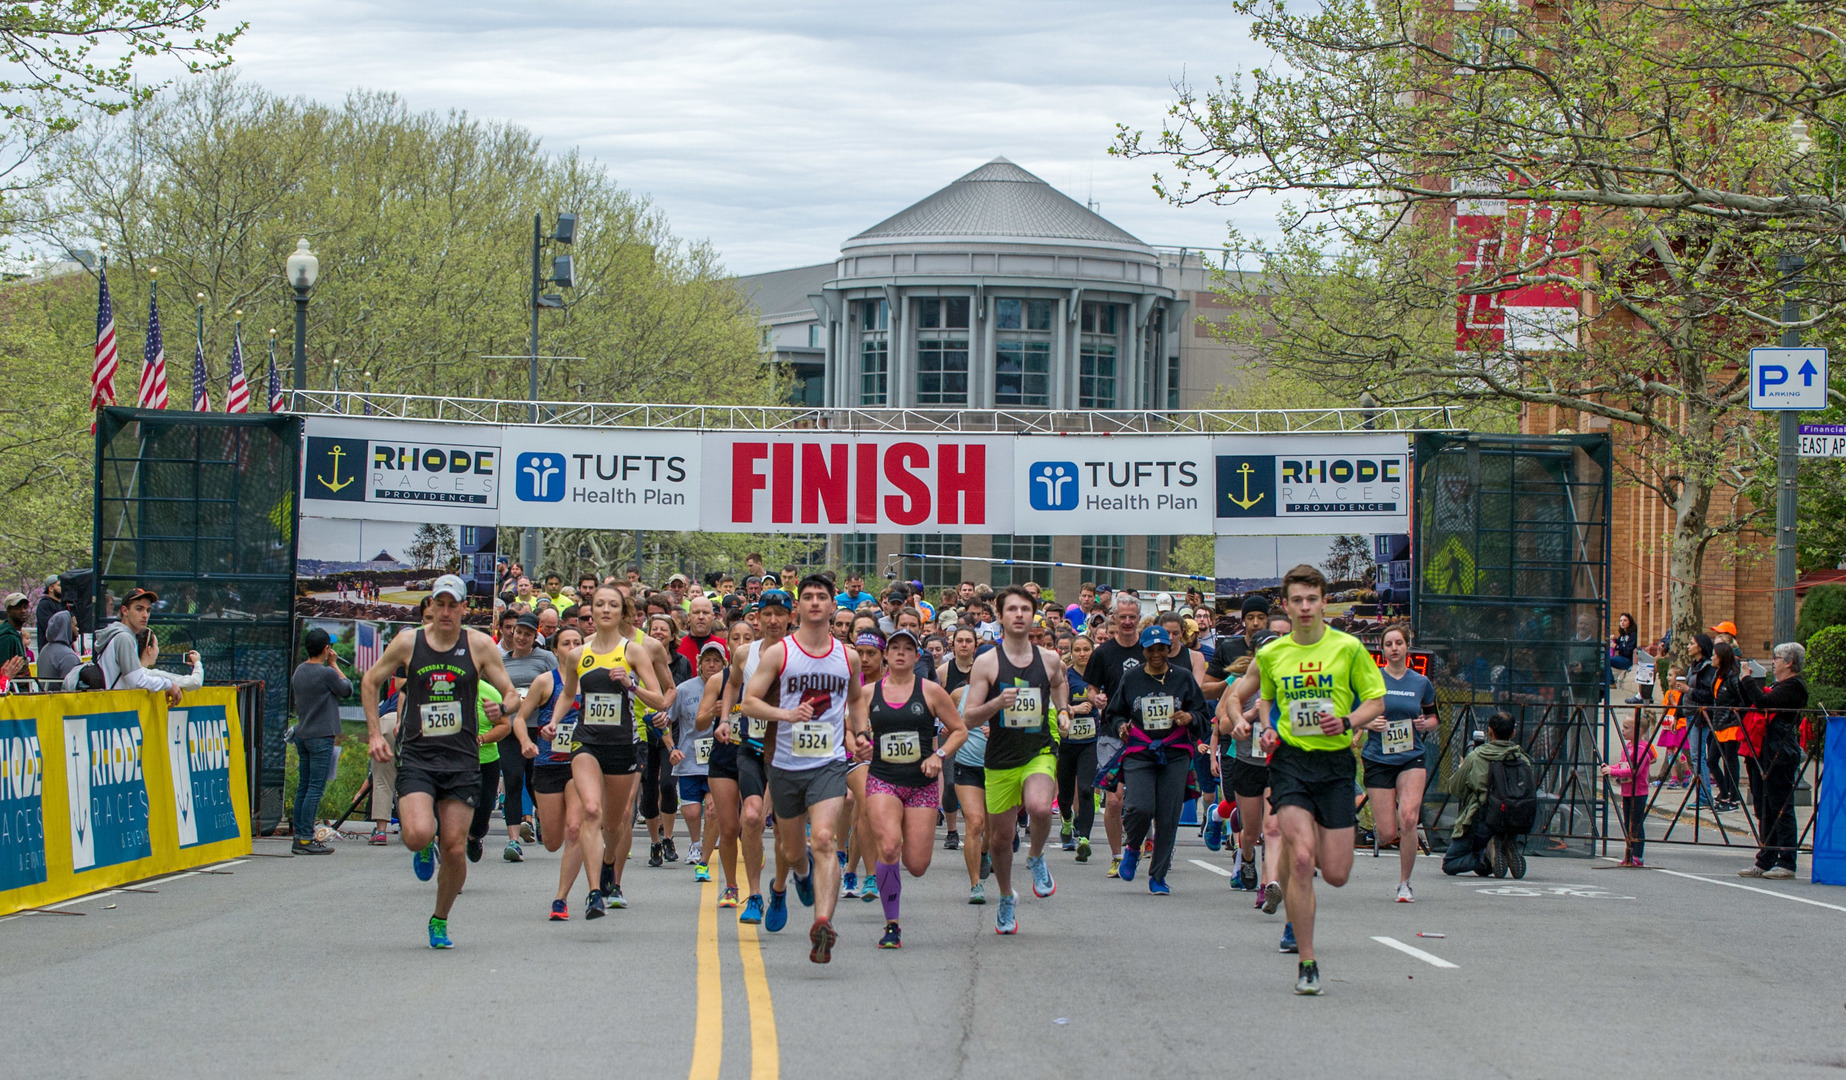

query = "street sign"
(1800, 423), (1846, 458)
(1750, 347), (1829, 410)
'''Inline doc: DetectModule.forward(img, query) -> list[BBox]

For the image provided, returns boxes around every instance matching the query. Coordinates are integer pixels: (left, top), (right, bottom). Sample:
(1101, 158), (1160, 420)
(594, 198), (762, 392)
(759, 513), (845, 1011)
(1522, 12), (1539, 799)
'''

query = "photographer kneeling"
(1442, 711), (1536, 879)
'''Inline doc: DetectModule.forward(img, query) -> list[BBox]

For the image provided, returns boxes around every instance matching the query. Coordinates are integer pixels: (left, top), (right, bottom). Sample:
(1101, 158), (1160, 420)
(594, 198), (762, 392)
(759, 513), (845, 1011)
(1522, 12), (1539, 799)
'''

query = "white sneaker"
(1396, 881), (1414, 903)
(686, 843), (702, 866)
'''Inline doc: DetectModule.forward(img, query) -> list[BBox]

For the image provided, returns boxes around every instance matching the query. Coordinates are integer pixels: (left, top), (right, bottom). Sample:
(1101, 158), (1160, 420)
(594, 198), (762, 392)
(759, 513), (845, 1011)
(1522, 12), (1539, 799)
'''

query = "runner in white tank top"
(771, 635), (852, 771)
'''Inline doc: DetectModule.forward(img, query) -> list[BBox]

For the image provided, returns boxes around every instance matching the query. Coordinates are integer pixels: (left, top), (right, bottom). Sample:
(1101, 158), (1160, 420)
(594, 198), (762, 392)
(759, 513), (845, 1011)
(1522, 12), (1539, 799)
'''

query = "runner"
(512, 627), (591, 920)
(1083, 592), (1145, 876)
(939, 626), (979, 852)
(1055, 634), (1100, 861)
(1254, 564), (1386, 994)
(702, 617), (754, 909)
(670, 640), (729, 884)
(851, 628), (968, 948)
(1213, 654), (1275, 893)
(840, 629), (886, 904)
(741, 574), (866, 964)
(497, 613), (558, 861)
(1105, 625), (1207, 895)
(558, 586), (675, 917)
(615, 595), (680, 883)
(962, 585), (1070, 934)
(465, 681), (513, 863)
(721, 593), (792, 927)
(641, 614), (685, 867)
(1361, 625), (1439, 902)
(361, 574), (520, 948)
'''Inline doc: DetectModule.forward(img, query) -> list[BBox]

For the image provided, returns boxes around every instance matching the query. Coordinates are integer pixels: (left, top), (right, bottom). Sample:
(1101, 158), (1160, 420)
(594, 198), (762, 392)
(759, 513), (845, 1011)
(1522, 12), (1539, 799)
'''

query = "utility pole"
(1775, 254), (1804, 647)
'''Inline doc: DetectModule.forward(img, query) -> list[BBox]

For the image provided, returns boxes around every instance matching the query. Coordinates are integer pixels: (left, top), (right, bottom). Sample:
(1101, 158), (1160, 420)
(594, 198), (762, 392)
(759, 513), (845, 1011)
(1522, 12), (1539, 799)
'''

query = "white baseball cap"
(1155, 591), (1174, 611)
(431, 574), (468, 601)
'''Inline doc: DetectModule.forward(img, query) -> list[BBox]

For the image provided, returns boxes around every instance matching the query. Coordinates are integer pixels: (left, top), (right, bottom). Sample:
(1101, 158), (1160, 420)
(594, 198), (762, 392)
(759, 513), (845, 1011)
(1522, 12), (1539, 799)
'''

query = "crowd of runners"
(356, 560), (1421, 995)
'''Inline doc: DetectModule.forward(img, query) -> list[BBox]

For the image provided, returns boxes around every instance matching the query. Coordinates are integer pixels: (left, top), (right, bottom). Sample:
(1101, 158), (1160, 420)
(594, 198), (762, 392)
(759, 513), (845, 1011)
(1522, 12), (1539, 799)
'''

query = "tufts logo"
(1028, 461), (1079, 511)
(516, 452), (567, 502)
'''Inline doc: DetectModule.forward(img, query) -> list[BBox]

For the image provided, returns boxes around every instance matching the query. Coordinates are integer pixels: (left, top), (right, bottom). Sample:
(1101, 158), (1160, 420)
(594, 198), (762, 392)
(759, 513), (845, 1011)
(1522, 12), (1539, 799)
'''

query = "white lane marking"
(1650, 868), (1846, 913)
(1189, 859), (1234, 877)
(1372, 935), (1459, 968)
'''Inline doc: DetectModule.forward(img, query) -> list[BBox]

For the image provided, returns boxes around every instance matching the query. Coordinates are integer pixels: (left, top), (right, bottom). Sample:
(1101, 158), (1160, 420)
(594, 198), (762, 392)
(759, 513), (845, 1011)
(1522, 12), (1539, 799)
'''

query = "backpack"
(1483, 755), (1537, 834)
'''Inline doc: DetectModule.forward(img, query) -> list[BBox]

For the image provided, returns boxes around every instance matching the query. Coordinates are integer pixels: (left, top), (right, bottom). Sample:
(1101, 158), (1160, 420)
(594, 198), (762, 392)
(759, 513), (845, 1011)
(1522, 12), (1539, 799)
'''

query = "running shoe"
(1509, 845), (1528, 879)
(1239, 864), (1259, 892)
(764, 888), (788, 932)
(1764, 867), (1796, 879)
(1027, 854), (1056, 898)
(585, 889), (607, 920)
(1229, 849), (1244, 884)
(1396, 881), (1415, 903)
(1262, 881), (1284, 915)
(740, 894), (766, 924)
(1061, 837), (1076, 852)
(662, 838), (679, 864)
(520, 820), (537, 844)
(412, 841), (437, 882)
(606, 884), (627, 910)
(504, 840), (524, 863)
(968, 882), (986, 904)
(862, 875), (879, 902)
(719, 886), (741, 908)
(428, 916), (453, 950)
(1280, 922), (1297, 953)
(1060, 821), (1073, 845)
(809, 918), (838, 964)
(1117, 847), (1138, 882)
(979, 852), (992, 880)
(841, 871), (860, 899)
(1204, 813), (1225, 851)
(466, 836), (483, 863)
(648, 843), (665, 868)
(600, 860), (616, 895)
(793, 852), (815, 907)
(879, 921), (902, 949)
(1149, 878), (1170, 896)
(1106, 856), (1121, 879)
(694, 863), (711, 883)
(369, 829), (388, 846)
(995, 892), (1018, 935)
(945, 830), (961, 851)
(1075, 838), (1091, 863)
(549, 899), (568, 921)
(686, 842), (702, 866)
(1294, 960), (1321, 995)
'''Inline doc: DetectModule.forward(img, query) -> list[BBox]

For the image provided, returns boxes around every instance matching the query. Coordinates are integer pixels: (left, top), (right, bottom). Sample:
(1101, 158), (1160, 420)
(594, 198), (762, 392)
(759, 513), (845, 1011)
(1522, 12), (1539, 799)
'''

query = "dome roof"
(846, 158), (1147, 248)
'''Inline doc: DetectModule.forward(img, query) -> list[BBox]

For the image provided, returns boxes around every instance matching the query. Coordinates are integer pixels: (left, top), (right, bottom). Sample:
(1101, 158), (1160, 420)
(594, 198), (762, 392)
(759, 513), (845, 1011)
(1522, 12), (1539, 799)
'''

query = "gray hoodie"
(37, 611), (79, 685)
(84, 620), (175, 694)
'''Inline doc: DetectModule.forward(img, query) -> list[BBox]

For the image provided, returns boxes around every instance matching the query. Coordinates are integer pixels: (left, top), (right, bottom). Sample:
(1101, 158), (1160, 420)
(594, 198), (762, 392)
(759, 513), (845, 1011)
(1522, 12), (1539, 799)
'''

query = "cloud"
(227, 1), (1281, 274)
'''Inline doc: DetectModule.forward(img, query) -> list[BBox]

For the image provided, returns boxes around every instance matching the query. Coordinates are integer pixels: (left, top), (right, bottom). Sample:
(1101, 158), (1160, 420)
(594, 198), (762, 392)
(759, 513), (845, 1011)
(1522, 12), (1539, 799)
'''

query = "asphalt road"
(4, 825), (1844, 1079)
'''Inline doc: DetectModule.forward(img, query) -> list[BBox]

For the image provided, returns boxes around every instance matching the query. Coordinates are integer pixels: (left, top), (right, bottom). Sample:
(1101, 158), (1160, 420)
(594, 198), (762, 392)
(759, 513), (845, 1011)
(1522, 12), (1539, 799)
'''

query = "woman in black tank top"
(850, 629), (969, 948)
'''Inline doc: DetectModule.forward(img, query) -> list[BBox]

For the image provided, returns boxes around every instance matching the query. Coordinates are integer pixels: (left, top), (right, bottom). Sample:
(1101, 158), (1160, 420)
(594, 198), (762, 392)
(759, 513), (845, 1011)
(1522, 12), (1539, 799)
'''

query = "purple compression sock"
(875, 861), (902, 921)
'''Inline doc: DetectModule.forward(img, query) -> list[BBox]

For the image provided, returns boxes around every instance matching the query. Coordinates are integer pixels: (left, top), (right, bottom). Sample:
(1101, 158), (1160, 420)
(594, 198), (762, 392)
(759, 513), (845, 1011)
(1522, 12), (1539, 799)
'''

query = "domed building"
(739, 157), (1249, 597)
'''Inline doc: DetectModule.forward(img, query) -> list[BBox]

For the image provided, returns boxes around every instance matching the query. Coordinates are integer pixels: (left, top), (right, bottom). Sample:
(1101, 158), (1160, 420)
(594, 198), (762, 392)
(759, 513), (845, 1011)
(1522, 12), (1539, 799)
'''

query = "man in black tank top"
(962, 587), (1070, 935)
(363, 575), (521, 949)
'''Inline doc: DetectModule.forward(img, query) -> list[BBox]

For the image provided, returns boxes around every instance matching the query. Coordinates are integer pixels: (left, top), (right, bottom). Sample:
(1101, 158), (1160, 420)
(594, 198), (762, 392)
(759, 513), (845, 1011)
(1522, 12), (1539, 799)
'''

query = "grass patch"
(282, 719), (377, 828)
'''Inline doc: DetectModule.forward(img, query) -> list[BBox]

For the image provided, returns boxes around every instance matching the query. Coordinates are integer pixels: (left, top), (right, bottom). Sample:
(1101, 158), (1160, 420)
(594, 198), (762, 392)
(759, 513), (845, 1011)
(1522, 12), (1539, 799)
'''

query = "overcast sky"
(227, 1), (1276, 275)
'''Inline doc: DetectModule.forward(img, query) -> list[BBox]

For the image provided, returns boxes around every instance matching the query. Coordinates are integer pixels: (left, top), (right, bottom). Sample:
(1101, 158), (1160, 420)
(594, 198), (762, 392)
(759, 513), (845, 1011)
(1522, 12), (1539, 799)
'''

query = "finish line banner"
(300, 418), (1408, 536)
(0, 687), (250, 916)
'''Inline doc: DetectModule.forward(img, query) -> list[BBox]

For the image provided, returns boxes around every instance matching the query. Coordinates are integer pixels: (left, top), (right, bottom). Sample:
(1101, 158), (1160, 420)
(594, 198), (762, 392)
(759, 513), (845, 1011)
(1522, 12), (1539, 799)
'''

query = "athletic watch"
(934, 748), (948, 759)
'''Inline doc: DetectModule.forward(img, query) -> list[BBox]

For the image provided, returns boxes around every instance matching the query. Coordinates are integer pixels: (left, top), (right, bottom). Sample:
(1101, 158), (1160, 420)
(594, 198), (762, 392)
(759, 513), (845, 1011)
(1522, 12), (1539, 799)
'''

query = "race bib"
(1382, 717), (1415, 755)
(1141, 694), (1176, 732)
(792, 721), (834, 757)
(1069, 715), (1097, 740)
(747, 713), (770, 741)
(879, 731), (922, 763)
(551, 720), (577, 755)
(583, 693), (625, 726)
(1003, 687), (1043, 729)
(693, 736), (714, 765)
(420, 700), (462, 737)
(1288, 698), (1336, 738)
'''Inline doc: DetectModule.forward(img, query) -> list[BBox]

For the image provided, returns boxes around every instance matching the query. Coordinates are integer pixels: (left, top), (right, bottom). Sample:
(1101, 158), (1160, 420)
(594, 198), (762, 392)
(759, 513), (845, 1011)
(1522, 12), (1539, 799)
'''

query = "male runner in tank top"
(718, 588), (791, 927)
(962, 585), (1070, 935)
(742, 574), (867, 964)
(363, 574), (521, 948)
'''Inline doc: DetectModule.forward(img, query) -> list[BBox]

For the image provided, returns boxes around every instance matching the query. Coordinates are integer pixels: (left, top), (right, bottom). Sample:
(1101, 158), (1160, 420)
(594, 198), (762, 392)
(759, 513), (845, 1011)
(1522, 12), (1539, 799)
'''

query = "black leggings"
(1122, 754), (1189, 882)
(1056, 740), (1098, 840)
(469, 760), (501, 841)
(498, 730), (537, 828)
(640, 735), (678, 820)
(1620, 793), (1647, 862)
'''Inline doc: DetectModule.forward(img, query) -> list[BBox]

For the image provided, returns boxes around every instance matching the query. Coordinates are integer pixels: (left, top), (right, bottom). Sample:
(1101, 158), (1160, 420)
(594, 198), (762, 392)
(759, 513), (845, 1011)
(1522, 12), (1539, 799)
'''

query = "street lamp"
(286, 238), (320, 409)
(525, 212), (575, 568)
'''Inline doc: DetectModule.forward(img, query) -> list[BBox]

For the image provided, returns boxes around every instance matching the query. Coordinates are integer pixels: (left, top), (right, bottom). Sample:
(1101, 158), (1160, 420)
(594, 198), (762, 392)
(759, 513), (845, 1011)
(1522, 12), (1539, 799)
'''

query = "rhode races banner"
(1212, 434), (1411, 536)
(500, 426), (701, 530)
(301, 417), (501, 527)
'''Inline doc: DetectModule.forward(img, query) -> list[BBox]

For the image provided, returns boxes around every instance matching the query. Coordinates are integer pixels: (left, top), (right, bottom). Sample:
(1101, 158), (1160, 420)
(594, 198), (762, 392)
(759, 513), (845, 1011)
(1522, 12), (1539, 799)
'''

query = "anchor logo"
(1227, 462), (1265, 510)
(304, 437), (367, 502)
(1215, 455), (1276, 519)
(318, 444), (354, 493)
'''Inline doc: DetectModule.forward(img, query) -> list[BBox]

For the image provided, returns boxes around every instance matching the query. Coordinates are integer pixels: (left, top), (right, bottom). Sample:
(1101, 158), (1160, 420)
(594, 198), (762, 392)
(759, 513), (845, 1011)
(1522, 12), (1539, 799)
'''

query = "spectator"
(1602, 709), (1655, 866)
(93, 588), (182, 704)
(289, 627), (350, 855)
(1681, 633), (1718, 809)
(1737, 642), (1808, 879)
(1708, 640), (1744, 811)
(34, 575), (65, 648)
(37, 610), (80, 687)
(136, 629), (203, 690)
(0, 593), (28, 667)
(1441, 710), (1534, 877)
(1609, 612), (1637, 691)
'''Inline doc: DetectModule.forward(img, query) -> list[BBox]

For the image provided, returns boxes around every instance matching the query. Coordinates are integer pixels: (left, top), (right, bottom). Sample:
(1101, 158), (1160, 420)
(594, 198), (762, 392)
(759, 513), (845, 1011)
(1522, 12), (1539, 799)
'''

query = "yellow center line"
(736, 915), (780, 1080)
(689, 879), (722, 1080)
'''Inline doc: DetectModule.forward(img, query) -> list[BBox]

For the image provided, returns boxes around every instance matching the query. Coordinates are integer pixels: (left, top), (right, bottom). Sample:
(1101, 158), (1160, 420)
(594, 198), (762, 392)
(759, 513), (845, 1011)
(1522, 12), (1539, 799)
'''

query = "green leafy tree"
(0, 274), (93, 577)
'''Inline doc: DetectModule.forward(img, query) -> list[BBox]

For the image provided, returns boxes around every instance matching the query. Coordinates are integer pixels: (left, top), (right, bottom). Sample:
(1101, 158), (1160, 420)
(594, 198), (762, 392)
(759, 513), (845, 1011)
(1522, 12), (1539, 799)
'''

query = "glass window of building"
(916, 297), (970, 406)
(809, 324), (822, 348)
(995, 298), (1054, 407)
(991, 535), (1052, 587)
(1079, 301), (1118, 409)
(841, 533), (879, 576)
(1166, 356), (1181, 409)
(905, 533), (962, 590)
(1081, 534), (1127, 577)
(860, 299), (889, 405)
(1143, 535), (1167, 591)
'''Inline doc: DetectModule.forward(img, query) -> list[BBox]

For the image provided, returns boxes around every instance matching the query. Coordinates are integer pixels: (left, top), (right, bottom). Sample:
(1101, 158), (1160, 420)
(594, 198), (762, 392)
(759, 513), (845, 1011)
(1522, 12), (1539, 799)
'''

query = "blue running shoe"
(792, 853), (815, 908)
(549, 899), (568, 922)
(1280, 922), (1298, 954)
(995, 892), (1018, 935)
(585, 889), (606, 920)
(1149, 878), (1171, 896)
(694, 864), (711, 883)
(861, 874), (879, 902)
(413, 842), (436, 882)
(1027, 854), (1056, 898)
(1204, 812), (1225, 851)
(427, 916), (453, 949)
(739, 893), (766, 925)
(1118, 847), (1139, 882)
(765, 888), (789, 932)
(840, 871), (859, 899)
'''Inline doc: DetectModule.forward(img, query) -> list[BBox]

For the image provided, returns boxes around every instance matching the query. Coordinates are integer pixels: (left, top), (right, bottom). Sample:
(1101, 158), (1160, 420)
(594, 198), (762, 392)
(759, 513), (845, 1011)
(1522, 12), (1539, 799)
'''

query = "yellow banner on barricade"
(0, 686), (250, 916)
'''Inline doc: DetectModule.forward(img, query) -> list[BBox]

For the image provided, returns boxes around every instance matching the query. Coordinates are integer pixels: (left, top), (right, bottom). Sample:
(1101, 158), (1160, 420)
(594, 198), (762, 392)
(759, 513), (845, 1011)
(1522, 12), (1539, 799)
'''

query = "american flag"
(354, 622), (380, 671)
(137, 285), (169, 409)
(91, 262), (117, 409)
(190, 335), (210, 412)
(225, 324), (250, 413)
(266, 334), (284, 411)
